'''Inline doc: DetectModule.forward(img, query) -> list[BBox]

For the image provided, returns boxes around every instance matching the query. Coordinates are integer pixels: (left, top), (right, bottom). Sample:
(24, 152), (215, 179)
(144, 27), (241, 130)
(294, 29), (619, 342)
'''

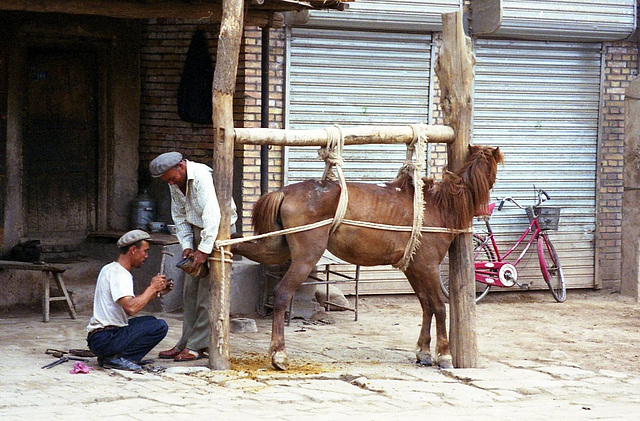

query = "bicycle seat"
(475, 202), (496, 217)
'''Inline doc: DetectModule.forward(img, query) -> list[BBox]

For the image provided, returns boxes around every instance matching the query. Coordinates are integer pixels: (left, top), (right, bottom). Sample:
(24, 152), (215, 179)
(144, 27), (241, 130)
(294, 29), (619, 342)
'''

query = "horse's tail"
(252, 190), (285, 234)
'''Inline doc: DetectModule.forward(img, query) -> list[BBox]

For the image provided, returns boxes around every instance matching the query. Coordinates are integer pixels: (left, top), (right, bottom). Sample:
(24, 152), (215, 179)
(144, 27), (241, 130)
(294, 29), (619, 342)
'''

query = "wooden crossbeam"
(234, 124), (455, 146)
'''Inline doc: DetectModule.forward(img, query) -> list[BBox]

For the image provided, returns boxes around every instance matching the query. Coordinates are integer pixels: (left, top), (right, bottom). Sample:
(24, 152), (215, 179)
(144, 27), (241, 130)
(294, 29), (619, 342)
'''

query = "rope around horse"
(214, 124), (471, 269)
(317, 124), (425, 270)
(214, 218), (472, 250)
(393, 124), (426, 271)
(319, 125), (349, 235)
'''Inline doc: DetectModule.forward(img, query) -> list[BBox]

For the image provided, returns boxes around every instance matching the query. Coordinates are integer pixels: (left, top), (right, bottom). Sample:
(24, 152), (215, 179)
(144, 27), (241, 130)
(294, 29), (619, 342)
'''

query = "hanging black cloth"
(177, 29), (214, 124)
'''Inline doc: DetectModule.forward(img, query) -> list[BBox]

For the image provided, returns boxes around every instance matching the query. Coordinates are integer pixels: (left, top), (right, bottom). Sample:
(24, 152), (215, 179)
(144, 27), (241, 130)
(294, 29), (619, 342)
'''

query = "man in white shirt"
(87, 230), (170, 371)
(149, 151), (237, 362)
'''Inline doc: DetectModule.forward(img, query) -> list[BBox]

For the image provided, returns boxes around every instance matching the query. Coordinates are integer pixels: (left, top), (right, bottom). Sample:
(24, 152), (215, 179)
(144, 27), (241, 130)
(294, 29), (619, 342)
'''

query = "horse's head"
(467, 144), (504, 185)
(465, 145), (504, 213)
(432, 145), (504, 229)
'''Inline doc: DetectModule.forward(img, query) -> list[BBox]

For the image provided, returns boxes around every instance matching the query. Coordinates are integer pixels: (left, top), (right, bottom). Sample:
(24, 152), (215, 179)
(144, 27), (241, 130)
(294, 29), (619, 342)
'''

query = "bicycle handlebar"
(496, 188), (550, 211)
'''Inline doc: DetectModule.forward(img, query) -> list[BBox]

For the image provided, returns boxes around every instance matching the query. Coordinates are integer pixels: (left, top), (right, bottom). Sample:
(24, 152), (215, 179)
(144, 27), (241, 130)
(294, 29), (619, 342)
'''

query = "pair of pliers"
(42, 356), (69, 369)
(41, 355), (89, 369)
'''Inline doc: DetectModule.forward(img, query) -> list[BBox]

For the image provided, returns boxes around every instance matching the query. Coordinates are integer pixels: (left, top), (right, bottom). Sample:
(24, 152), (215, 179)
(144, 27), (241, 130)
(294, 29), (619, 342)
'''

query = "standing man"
(87, 230), (170, 371)
(150, 151), (237, 362)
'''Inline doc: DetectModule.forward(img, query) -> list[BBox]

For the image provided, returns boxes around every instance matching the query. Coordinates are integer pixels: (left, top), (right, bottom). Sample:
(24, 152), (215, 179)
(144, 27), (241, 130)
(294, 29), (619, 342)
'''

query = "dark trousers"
(87, 316), (168, 363)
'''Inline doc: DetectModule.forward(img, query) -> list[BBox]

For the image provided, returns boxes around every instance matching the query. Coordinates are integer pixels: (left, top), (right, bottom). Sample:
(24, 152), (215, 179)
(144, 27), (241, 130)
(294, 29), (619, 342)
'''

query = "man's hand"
(192, 250), (209, 268)
(182, 248), (193, 259)
(157, 279), (174, 296)
(150, 274), (167, 294)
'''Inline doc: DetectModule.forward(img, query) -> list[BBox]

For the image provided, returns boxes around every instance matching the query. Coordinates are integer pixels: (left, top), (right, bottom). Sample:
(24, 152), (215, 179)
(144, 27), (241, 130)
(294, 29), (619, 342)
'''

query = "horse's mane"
(426, 145), (504, 230)
(386, 173), (415, 192)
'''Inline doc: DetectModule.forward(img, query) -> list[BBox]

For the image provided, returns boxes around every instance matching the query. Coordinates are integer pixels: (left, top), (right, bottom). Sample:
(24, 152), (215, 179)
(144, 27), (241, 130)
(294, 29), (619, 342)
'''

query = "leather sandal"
(174, 348), (206, 362)
(158, 346), (182, 359)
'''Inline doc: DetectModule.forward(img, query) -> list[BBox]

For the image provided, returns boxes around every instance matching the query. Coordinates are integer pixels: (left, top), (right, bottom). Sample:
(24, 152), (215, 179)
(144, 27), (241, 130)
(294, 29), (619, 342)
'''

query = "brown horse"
(232, 145), (503, 370)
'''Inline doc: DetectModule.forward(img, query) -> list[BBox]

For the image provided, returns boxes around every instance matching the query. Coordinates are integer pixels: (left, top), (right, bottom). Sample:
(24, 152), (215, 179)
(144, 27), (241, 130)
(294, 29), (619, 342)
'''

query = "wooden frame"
(208, 8), (478, 369)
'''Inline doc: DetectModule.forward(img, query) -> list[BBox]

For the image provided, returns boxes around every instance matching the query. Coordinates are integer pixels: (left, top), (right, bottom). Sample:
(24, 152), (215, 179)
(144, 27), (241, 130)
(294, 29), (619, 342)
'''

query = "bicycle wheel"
(537, 233), (566, 303)
(439, 234), (495, 303)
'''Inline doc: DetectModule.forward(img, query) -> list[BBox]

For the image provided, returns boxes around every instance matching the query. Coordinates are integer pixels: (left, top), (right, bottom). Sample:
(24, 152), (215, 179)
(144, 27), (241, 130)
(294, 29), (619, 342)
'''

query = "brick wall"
(139, 19), (219, 169)
(235, 26), (285, 235)
(139, 20), (284, 234)
(598, 40), (638, 290)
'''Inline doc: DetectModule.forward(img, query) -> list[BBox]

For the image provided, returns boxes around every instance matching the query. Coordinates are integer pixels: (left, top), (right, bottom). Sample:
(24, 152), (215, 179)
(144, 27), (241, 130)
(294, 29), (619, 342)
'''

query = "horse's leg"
(231, 235), (291, 265)
(415, 289), (435, 366)
(404, 259), (453, 369)
(269, 231), (328, 370)
(404, 270), (435, 366)
(431, 289), (453, 369)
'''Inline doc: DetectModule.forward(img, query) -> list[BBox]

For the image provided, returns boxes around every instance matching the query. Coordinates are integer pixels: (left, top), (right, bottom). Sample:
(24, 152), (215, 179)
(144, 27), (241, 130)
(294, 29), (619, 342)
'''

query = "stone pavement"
(1, 296), (639, 420)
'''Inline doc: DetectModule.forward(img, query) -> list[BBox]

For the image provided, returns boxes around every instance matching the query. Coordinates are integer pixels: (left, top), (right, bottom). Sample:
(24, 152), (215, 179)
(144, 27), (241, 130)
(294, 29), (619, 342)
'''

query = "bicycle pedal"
(517, 283), (530, 290)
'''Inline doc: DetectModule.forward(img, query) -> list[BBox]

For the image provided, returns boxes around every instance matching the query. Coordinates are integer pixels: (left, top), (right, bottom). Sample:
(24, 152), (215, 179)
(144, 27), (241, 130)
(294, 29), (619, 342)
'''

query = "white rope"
(393, 124), (427, 271)
(319, 125), (349, 235)
(214, 218), (471, 249)
(207, 248), (232, 356)
(215, 219), (334, 248)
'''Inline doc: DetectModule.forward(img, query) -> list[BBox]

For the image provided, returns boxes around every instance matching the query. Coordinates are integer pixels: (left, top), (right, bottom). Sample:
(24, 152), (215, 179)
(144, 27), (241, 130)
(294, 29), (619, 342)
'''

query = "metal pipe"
(260, 24), (270, 196)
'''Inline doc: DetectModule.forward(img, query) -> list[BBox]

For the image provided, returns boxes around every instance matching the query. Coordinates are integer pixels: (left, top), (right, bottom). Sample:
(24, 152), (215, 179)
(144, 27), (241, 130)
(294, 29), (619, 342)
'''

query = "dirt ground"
(2, 287), (639, 420)
(2, 285), (638, 376)
(234, 288), (640, 374)
(455, 289), (639, 373)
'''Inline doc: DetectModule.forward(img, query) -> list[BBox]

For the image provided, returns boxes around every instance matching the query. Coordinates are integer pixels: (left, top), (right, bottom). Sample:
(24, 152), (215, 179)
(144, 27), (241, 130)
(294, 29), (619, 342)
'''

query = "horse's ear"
(492, 146), (504, 163)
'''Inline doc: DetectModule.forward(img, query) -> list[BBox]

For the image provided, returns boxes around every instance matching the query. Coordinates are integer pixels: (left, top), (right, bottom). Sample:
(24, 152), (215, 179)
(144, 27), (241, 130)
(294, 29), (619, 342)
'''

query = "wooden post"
(209, 0), (244, 370)
(435, 11), (477, 368)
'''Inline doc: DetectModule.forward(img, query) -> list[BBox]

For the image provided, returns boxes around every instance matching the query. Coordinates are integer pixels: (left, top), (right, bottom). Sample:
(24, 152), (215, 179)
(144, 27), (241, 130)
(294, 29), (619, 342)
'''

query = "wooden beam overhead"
(234, 124), (456, 147)
(0, 0), (347, 20)
(0, 0), (224, 19)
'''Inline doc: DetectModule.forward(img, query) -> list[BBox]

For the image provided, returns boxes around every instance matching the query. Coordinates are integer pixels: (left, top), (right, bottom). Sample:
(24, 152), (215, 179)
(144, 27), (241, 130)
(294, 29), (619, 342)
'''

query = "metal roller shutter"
(307, 0), (462, 32)
(285, 27), (433, 293)
(472, 39), (600, 290)
(473, 0), (637, 42)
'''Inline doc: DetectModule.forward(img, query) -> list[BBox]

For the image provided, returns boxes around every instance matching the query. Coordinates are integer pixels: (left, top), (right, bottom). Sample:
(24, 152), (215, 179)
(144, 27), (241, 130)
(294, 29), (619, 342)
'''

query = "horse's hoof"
(415, 351), (433, 367)
(271, 351), (288, 371)
(438, 355), (454, 369)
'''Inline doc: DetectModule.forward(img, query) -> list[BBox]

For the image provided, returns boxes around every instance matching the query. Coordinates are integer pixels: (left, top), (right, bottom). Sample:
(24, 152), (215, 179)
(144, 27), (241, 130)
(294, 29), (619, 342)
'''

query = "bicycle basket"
(526, 206), (561, 231)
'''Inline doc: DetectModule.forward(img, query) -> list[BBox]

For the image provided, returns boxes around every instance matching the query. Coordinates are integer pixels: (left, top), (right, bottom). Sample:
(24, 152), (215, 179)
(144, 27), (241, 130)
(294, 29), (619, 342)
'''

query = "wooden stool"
(0, 260), (77, 322)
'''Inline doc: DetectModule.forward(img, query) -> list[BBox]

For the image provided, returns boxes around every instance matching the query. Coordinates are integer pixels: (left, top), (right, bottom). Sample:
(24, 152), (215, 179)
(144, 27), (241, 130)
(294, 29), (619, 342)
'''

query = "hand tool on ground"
(45, 348), (68, 358)
(41, 356), (88, 369)
(68, 348), (95, 358)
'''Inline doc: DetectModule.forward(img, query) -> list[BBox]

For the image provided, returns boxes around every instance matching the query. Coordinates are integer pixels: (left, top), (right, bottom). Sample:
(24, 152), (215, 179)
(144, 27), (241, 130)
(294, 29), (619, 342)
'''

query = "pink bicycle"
(440, 187), (566, 303)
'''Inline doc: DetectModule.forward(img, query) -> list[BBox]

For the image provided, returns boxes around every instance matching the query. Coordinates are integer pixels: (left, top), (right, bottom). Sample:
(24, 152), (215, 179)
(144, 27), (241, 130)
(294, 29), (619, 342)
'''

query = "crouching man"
(87, 230), (170, 371)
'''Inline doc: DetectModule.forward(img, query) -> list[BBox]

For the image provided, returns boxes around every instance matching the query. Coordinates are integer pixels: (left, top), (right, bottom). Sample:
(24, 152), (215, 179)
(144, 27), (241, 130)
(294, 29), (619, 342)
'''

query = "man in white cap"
(87, 229), (170, 371)
(149, 151), (237, 362)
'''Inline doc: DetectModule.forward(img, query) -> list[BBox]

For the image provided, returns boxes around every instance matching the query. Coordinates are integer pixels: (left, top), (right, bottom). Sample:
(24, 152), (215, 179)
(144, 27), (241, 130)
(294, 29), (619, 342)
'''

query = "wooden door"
(23, 48), (98, 241)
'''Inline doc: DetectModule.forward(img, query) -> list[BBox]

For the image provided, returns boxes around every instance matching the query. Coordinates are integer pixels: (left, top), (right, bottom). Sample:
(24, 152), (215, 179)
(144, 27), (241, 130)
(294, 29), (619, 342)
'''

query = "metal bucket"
(130, 190), (156, 230)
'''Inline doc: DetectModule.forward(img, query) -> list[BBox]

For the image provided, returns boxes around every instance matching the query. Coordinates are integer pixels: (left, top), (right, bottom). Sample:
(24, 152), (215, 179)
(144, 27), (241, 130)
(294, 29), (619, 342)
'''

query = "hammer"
(157, 250), (175, 298)
(160, 249), (174, 275)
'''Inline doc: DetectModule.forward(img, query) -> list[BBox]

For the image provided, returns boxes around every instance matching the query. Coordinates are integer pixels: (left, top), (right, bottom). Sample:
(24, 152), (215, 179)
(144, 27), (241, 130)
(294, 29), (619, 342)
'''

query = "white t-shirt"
(87, 261), (134, 333)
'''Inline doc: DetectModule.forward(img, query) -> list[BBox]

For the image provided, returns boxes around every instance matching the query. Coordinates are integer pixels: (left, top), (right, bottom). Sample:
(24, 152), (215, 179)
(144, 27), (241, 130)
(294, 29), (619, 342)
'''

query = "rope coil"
(393, 124), (427, 271)
(319, 125), (349, 235)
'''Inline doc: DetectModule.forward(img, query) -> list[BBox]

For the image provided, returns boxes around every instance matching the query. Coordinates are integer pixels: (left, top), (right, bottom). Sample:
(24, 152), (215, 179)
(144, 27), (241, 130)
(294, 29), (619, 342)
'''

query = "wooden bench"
(0, 260), (77, 322)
